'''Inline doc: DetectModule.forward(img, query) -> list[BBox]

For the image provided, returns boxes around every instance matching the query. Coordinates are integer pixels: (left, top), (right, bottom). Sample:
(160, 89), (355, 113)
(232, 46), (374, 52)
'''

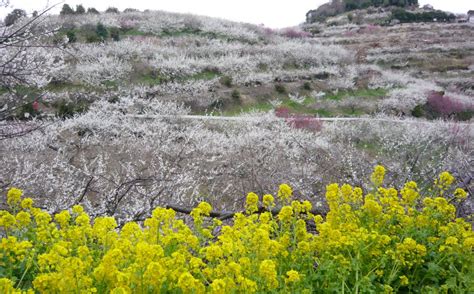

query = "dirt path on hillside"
(125, 114), (473, 126)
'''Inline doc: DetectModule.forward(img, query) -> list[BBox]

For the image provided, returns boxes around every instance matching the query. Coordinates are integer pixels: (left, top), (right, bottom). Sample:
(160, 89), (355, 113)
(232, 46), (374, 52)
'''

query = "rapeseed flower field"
(1, 166), (473, 293)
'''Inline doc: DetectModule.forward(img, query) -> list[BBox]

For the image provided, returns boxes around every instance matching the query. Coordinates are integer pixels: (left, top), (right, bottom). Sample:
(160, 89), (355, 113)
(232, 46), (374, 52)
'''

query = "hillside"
(2, 9), (471, 120)
(306, 0), (419, 23)
(1, 8), (473, 221)
(0, 6), (473, 293)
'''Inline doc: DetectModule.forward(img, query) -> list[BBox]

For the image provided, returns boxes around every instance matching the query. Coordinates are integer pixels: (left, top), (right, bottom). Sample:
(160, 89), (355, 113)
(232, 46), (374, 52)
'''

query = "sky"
(1, 0), (472, 28)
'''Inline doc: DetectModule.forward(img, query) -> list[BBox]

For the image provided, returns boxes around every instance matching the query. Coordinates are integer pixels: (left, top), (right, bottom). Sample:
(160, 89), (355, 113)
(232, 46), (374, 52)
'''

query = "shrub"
(1, 168), (472, 292)
(109, 27), (120, 41)
(454, 110), (473, 121)
(347, 13), (354, 22)
(53, 100), (88, 118)
(66, 30), (77, 43)
(96, 22), (108, 41)
(220, 76), (233, 88)
(302, 82), (312, 91)
(231, 89), (241, 100)
(257, 63), (268, 71)
(392, 8), (455, 23)
(411, 104), (423, 118)
(209, 99), (223, 110)
(275, 84), (287, 94)
(85, 32), (101, 43)
(16, 101), (35, 119)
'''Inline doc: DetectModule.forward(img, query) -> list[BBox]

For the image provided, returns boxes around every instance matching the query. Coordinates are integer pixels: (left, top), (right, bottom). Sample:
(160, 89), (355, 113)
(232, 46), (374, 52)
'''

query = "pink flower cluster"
(427, 91), (469, 116)
(275, 107), (323, 132)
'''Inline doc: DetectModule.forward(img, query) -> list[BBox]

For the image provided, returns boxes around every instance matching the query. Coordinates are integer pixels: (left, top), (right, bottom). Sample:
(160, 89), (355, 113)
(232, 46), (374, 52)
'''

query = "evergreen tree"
(4, 8), (26, 26)
(96, 22), (108, 41)
(124, 8), (139, 13)
(105, 7), (119, 14)
(76, 5), (86, 14)
(60, 4), (75, 15)
(87, 7), (100, 14)
(343, 0), (418, 11)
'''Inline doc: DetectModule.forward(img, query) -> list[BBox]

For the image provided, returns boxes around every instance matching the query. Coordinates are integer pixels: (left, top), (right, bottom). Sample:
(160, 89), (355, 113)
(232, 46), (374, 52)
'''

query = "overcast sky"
(1, 0), (472, 28)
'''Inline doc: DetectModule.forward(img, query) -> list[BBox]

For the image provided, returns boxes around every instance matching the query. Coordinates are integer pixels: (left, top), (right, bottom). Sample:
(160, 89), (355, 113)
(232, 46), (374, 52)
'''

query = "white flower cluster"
(2, 98), (471, 221)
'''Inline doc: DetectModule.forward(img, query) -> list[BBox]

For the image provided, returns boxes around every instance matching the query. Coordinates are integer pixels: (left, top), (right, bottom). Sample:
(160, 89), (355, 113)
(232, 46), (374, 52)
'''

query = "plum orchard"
(0, 166), (473, 293)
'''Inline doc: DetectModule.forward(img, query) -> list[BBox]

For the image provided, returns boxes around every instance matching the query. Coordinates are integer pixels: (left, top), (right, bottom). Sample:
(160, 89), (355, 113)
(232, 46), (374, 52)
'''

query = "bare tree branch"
(165, 204), (326, 221)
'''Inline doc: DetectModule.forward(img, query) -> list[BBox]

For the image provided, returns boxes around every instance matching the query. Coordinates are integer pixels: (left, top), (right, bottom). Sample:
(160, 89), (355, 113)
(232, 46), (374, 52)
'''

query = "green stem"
(364, 262), (382, 279)
(354, 251), (359, 294)
(15, 262), (31, 289)
(387, 261), (400, 285)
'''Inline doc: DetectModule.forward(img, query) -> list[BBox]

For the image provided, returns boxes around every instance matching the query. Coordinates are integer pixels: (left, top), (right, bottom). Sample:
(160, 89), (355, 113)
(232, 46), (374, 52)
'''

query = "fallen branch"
(165, 204), (326, 221)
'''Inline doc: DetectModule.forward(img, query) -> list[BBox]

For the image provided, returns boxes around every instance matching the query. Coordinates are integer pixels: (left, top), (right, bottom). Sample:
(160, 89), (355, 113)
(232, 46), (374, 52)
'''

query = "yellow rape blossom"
(401, 181), (419, 206)
(363, 199), (382, 216)
(1, 167), (473, 293)
(16, 211), (31, 227)
(263, 194), (274, 208)
(0, 278), (21, 294)
(285, 270), (301, 284)
(197, 202), (212, 216)
(371, 165), (385, 187)
(72, 205), (84, 214)
(210, 279), (226, 293)
(399, 275), (409, 286)
(54, 210), (71, 228)
(436, 172), (455, 191)
(21, 197), (34, 210)
(7, 187), (22, 206)
(278, 184), (293, 204)
(245, 192), (259, 214)
(454, 188), (467, 200)
(1, 211), (16, 229)
(278, 206), (293, 222)
(259, 259), (278, 289)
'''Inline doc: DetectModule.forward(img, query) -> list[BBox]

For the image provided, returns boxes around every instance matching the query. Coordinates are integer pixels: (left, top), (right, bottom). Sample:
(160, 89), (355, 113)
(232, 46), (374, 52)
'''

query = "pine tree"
(60, 4), (75, 15)
(76, 5), (86, 14)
